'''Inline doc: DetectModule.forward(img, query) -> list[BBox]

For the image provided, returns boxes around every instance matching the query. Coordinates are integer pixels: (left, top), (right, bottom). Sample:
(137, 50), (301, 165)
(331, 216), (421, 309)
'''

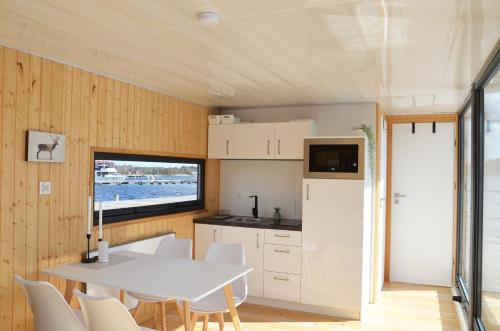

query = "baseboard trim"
(246, 296), (360, 320)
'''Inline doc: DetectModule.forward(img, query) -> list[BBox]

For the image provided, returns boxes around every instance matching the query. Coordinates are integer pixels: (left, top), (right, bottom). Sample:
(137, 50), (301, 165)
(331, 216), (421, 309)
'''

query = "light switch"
(39, 181), (51, 195)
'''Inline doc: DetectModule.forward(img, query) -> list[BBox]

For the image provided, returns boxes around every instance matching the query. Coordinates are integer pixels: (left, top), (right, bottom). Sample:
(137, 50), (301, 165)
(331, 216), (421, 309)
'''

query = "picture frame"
(26, 130), (66, 163)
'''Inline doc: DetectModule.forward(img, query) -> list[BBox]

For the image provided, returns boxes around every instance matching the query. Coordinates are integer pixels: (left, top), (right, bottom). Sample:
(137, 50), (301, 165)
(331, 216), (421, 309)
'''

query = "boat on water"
(95, 161), (126, 185)
(95, 160), (198, 185)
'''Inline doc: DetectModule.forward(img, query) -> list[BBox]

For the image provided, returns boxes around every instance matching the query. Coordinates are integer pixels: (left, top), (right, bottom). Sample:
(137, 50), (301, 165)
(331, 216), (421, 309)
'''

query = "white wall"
(222, 103), (376, 136)
(219, 103), (377, 219)
(219, 160), (303, 219)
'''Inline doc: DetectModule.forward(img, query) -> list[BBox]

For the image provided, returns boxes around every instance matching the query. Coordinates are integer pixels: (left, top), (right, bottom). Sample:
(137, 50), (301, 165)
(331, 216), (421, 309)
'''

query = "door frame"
(369, 104), (387, 303)
(384, 114), (459, 283)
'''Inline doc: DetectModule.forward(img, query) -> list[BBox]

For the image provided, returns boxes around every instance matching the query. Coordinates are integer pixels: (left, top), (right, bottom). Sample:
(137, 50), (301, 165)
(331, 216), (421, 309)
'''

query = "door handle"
(213, 229), (217, 242)
(274, 249), (290, 253)
(394, 193), (407, 198)
(306, 183), (310, 200)
(278, 139), (281, 155)
(256, 232), (260, 249)
(226, 140), (229, 155)
(273, 276), (290, 281)
(267, 139), (270, 155)
(274, 234), (290, 238)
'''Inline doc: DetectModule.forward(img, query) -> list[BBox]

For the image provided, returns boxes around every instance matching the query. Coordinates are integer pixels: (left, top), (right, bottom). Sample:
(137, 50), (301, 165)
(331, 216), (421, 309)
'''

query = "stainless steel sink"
(232, 217), (264, 223)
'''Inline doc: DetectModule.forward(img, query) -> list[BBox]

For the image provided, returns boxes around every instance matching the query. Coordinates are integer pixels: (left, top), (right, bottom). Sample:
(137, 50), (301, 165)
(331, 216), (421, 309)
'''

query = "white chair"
(127, 237), (193, 331)
(74, 290), (155, 331)
(15, 275), (87, 331)
(180, 242), (247, 331)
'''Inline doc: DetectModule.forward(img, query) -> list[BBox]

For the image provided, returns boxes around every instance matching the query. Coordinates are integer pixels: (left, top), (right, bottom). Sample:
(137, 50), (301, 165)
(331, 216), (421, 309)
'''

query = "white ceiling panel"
(0, 0), (498, 113)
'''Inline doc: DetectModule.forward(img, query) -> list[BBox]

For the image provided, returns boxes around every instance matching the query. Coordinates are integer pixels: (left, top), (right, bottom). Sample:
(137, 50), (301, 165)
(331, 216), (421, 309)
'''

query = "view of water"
(94, 182), (198, 203)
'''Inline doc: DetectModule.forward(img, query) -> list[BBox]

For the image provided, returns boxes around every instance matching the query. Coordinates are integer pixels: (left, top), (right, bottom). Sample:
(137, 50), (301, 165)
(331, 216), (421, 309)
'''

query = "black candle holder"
(81, 233), (98, 264)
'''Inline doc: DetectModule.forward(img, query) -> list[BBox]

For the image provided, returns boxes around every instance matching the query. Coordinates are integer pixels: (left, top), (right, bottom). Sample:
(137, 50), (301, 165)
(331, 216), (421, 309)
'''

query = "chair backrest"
(204, 242), (248, 301)
(74, 290), (140, 331)
(15, 275), (86, 331)
(155, 236), (192, 259)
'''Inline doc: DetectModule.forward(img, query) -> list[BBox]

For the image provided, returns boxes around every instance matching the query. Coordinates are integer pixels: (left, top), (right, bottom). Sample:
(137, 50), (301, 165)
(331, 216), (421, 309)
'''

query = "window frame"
(456, 42), (500, 331)
(92, 151), (205, 225)
(457, 97), (473, 316)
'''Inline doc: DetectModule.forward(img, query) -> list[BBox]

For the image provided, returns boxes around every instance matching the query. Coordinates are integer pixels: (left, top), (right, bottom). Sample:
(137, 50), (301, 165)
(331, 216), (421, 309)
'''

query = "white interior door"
(390, 122), (454, 287)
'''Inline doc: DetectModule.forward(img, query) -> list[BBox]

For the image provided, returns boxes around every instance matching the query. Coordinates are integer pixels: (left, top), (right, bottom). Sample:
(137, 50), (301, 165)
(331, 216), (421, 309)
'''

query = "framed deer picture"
(26, 131), (66, 163)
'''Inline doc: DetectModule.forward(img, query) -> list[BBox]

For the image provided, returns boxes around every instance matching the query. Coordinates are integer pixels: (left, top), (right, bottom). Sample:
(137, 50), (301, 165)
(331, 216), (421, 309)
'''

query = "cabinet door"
(194, 224), (221, 260)
(208, 124), (234, 159)
(221, 226), (264, 297)
(301, 179), (365, 310)
(234, 123), (274, 159)
(275, 121), (313, 159)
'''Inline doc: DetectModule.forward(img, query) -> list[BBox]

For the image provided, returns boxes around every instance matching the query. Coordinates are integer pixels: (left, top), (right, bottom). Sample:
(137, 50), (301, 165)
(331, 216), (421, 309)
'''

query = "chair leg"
(160, 302), (167, 331)
(215, 312), (224, 331)
(203, 315), (209, 331)
(133, 301), (144, 319)
(152, 304), (157, 330)
(191, 312), (199, 329)
(176, 302), (184, 322)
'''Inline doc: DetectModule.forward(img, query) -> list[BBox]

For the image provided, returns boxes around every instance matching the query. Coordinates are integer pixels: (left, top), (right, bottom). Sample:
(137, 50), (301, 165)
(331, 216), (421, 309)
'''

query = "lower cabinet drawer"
(264, 272), (300, 302)
(264, 244), (301, 274)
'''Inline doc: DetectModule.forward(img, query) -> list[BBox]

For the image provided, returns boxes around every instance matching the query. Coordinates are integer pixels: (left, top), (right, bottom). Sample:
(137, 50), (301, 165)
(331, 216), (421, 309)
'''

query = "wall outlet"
(39, 181), (51, 195)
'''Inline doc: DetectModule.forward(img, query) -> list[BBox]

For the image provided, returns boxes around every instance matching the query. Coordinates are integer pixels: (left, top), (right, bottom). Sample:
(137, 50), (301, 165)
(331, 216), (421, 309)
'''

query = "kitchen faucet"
(249, 195), (258, 218)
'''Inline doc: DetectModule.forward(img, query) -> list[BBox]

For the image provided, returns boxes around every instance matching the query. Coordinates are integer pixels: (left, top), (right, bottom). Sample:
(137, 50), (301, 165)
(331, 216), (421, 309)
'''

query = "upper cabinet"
(208, 124), (234, 159)
(275, 121), (316, 159)
(208, 120), (316, 160)
(234, 123), (275, 159)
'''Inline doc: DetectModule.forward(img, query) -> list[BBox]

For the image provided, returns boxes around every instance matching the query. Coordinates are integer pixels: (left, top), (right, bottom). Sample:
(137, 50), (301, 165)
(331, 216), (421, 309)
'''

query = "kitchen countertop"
(194, 215), (302, 232)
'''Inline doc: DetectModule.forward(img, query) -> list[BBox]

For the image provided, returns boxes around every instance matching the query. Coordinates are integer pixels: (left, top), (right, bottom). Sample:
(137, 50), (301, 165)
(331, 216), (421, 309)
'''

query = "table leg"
(223, 284), (242, 331)
(183, 301), (191, 331)
(64, 279), (77, 304)
(120, 289), (125, 303)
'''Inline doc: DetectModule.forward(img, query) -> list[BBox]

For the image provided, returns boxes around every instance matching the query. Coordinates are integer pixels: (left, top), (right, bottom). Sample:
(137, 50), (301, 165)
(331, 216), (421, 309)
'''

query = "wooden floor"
(482, 291), (500, 331)
(141, 283), (460, 331)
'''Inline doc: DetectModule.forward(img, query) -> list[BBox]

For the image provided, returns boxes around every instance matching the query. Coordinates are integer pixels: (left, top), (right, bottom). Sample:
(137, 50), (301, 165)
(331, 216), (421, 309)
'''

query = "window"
(480, 65), (500, 330)
(458, 104), (473, 300)
(93, 152), (204, 225)
(456, 45), (499, 330)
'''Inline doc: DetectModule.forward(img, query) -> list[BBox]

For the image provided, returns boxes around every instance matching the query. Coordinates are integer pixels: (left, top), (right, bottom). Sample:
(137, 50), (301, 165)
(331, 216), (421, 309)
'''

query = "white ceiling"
(0, 0), (498, 114)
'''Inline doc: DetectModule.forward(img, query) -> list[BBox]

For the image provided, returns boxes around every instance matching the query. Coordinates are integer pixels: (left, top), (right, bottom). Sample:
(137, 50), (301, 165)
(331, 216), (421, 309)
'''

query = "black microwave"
(303, 137), (365, 180)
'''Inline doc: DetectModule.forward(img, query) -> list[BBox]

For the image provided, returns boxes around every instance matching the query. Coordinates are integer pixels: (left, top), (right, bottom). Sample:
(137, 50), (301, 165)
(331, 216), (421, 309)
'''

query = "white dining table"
(43, 252), (252, 331)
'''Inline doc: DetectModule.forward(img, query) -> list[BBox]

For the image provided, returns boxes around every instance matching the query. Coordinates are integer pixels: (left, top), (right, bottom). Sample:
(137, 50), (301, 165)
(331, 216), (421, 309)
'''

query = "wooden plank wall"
(0, 45), (219, 331)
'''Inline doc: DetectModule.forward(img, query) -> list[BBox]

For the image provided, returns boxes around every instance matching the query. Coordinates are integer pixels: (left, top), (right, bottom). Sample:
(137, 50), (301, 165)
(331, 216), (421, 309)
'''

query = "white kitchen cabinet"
(221, 226), (264, 297)
(208, 124), (234, 159)
(264, 229), (302, 246)
(208, 120), (315, 160)
(275, 121), (315, 159)
(301, 178), (368, 311)
(264, 271), (301, 302)
(264, 244), (301, 275)
(194, 224), (221, 260)
(233, 123), (275, 159)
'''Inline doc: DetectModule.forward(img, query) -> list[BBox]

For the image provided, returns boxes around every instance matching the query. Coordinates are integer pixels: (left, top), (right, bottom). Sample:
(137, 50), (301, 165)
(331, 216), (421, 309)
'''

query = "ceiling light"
(198, 11), (220, 26)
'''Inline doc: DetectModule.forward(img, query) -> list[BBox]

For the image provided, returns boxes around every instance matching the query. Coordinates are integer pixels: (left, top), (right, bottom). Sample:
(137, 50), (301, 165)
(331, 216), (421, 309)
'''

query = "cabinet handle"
(256, 233), (260, 249)
(267, 139), (270, 155)
(274, 234), (290, 238)
(273, 276), (290, 281)
(306, 183), (310, 200)
(278, 139), (281, 155)
(213, 229), (217, 242)
(274, 249), (290, 253)
(226, 140), (229, 155)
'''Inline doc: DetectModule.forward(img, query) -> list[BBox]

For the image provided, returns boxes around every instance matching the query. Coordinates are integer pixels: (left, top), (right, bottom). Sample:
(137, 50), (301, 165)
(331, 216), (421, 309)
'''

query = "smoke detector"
(198, 11), (220, 26)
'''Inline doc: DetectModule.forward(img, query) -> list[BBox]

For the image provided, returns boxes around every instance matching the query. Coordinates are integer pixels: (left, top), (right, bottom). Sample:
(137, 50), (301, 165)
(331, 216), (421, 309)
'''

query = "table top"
(43, 252), (252, 302)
